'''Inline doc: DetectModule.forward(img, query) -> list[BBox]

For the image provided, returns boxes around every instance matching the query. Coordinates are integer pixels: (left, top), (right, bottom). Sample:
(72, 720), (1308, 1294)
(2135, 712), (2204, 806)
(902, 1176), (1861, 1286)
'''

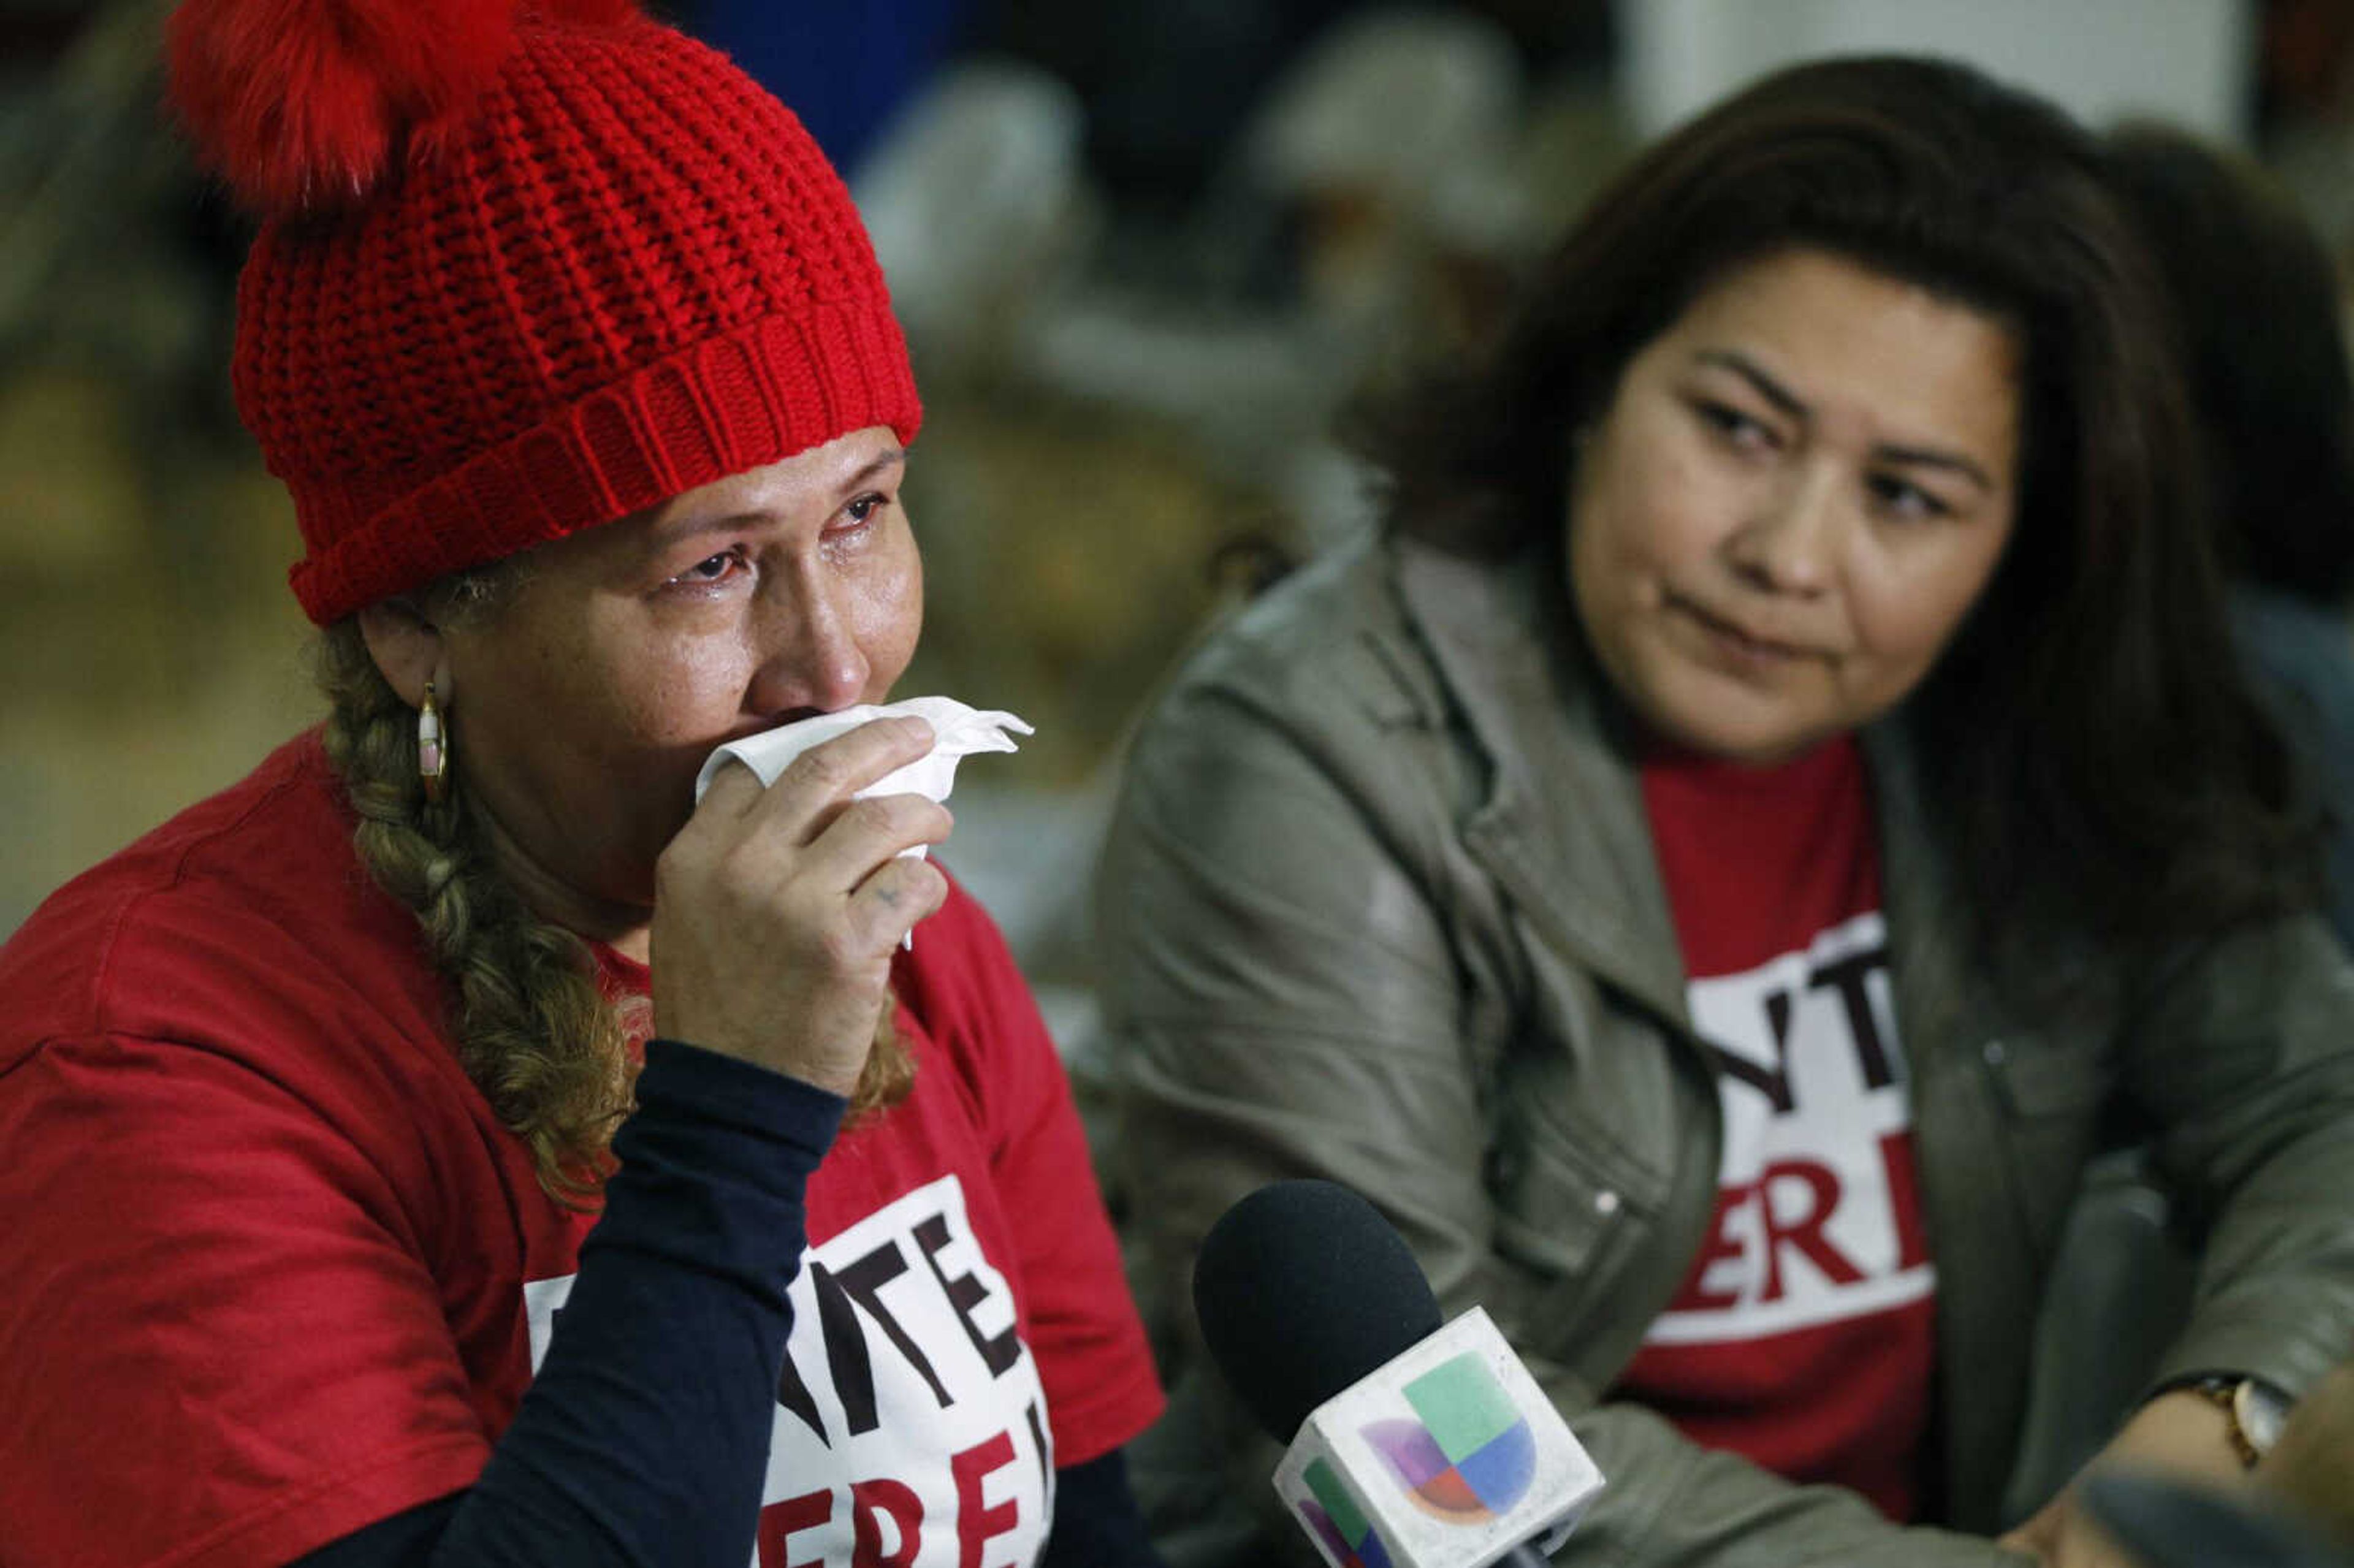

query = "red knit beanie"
(166, 0), (922, 625)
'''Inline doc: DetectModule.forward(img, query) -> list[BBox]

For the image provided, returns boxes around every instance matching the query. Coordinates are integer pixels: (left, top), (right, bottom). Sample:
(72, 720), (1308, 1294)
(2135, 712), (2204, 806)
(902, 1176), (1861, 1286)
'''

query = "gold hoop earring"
(419, 680), (449, 803)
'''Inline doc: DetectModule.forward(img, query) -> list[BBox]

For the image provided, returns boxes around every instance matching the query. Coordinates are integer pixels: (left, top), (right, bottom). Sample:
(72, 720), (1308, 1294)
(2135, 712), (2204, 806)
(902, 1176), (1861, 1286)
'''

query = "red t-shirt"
(0, 733), (1162, 1568)
(1615, 736), (1937, 1521)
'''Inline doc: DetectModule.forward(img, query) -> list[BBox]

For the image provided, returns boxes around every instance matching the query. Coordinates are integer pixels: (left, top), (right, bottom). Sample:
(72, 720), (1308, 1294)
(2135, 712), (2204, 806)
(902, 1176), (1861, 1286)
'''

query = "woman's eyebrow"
(832, 448), (905, 497)
(1872, 441), (1995, 493)
(1693, 348), (1808, 421)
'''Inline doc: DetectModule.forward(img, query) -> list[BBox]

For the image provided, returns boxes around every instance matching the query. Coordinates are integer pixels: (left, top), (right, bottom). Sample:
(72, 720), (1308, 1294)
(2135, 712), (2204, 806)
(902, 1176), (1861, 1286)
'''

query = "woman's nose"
(1725, 462), (1841, 596)
(745, 568), (870, 717)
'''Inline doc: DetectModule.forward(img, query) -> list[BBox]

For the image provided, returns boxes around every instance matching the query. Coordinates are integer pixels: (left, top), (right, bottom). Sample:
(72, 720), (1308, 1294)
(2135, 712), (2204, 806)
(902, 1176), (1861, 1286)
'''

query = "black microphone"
(2078, 1470), (2352, 1568)
(1194, 1179), (1598, 1568)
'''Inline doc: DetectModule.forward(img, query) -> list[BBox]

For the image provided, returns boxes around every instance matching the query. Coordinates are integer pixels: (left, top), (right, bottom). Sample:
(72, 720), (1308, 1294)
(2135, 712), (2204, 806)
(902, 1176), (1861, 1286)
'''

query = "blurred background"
(4, 0), (2352, 1075)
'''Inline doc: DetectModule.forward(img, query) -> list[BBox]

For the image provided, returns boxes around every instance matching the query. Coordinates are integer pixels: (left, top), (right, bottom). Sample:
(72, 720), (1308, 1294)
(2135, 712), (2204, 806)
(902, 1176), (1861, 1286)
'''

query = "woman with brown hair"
(1101, 56), (2354, 1567)
(0, 3), (1162, 1566)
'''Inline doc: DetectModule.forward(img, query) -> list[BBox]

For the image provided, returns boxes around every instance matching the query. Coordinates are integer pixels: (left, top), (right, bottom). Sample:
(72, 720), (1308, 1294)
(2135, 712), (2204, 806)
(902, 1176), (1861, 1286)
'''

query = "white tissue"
(693, 695), (1033, 807)
(693, 697), (1034, 953)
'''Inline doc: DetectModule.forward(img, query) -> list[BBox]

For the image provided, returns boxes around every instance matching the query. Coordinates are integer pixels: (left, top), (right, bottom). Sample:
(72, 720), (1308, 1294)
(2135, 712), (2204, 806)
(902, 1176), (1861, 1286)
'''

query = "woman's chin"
(1647, 701), (1832, 767)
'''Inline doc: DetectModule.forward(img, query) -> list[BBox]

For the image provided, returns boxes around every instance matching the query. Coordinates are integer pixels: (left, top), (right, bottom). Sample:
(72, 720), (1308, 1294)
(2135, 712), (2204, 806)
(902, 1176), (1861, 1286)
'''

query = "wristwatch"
(2184, 1376), (2293, 1467)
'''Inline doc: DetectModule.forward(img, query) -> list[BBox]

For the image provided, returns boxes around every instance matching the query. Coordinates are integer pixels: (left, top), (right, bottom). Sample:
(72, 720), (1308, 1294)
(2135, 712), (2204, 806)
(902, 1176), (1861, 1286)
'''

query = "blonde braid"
(315, 599), (913, 1204)
(318, 615), (626, 1203)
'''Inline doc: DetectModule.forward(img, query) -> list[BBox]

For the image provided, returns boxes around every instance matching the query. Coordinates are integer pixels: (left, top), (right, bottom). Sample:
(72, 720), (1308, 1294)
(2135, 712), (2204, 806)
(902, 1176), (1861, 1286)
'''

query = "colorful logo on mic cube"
(1361, 1351), (1536, 1523)
(1297, 1457), (1396, 1568)
(1272, 1307), (1604, 1568)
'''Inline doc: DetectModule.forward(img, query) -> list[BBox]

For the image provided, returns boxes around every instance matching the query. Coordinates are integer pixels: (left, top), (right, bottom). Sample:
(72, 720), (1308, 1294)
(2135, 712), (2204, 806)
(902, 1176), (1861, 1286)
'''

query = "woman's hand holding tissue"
(649, 715), (951, 1093)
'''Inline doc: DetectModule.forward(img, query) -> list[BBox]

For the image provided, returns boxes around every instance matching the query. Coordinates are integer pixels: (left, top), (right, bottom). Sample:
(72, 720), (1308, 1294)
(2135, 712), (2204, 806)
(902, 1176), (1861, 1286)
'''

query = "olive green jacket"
(1099, 530), (2354, 1567)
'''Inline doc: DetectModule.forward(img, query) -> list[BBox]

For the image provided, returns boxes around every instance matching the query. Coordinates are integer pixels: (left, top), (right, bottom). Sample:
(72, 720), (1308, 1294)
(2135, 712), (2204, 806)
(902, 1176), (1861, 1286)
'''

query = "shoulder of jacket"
(1167, 530), (1450, 734)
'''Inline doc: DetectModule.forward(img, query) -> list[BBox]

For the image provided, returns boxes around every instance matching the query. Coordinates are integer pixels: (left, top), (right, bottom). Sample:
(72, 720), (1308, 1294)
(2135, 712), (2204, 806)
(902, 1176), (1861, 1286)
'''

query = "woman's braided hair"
(314, 571), (913, 1205)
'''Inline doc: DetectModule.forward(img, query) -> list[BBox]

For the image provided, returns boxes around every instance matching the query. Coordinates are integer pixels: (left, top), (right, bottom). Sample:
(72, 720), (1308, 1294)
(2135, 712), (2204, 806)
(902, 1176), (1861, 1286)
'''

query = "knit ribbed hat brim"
(172, 3), (921, 624)
(288, 302), (919, 622)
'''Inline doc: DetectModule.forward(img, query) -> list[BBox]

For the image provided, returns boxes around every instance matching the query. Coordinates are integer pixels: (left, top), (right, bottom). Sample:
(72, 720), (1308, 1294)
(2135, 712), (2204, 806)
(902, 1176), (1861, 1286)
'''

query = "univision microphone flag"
(1274, 1309), (1602, 1568)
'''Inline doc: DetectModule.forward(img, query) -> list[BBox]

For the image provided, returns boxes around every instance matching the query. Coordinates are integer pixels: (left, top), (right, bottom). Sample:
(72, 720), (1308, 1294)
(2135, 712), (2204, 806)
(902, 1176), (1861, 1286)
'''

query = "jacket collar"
(1391, 536), (1975, 1049)
(1859, 719), (1976, 1064)
(1392, 538), (1692, 1027)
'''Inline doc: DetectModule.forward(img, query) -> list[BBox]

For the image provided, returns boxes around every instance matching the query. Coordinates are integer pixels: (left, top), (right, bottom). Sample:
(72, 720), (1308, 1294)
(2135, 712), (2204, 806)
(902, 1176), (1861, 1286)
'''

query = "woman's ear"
(356, 599), (451, 710)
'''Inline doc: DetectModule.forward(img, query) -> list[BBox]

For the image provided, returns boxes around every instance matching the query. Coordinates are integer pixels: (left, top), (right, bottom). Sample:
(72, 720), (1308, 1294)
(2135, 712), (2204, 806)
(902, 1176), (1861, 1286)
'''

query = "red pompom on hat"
(166, 0), (921, 624)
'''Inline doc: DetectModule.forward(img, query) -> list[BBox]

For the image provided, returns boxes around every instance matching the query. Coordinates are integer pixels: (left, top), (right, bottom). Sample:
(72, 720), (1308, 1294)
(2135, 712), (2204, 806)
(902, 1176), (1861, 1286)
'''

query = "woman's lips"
(1669, 595), (1818, 663)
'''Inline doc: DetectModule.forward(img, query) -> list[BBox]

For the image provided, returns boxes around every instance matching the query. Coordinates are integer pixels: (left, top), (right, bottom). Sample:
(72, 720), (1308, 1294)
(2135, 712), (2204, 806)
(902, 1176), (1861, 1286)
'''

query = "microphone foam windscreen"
(1190, 1179), (1444, 1442)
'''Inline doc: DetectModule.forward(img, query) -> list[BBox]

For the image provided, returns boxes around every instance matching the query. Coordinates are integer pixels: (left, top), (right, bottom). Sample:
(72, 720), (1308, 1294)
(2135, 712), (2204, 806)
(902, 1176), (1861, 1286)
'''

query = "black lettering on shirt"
(915, 1212), (1023, 1377)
